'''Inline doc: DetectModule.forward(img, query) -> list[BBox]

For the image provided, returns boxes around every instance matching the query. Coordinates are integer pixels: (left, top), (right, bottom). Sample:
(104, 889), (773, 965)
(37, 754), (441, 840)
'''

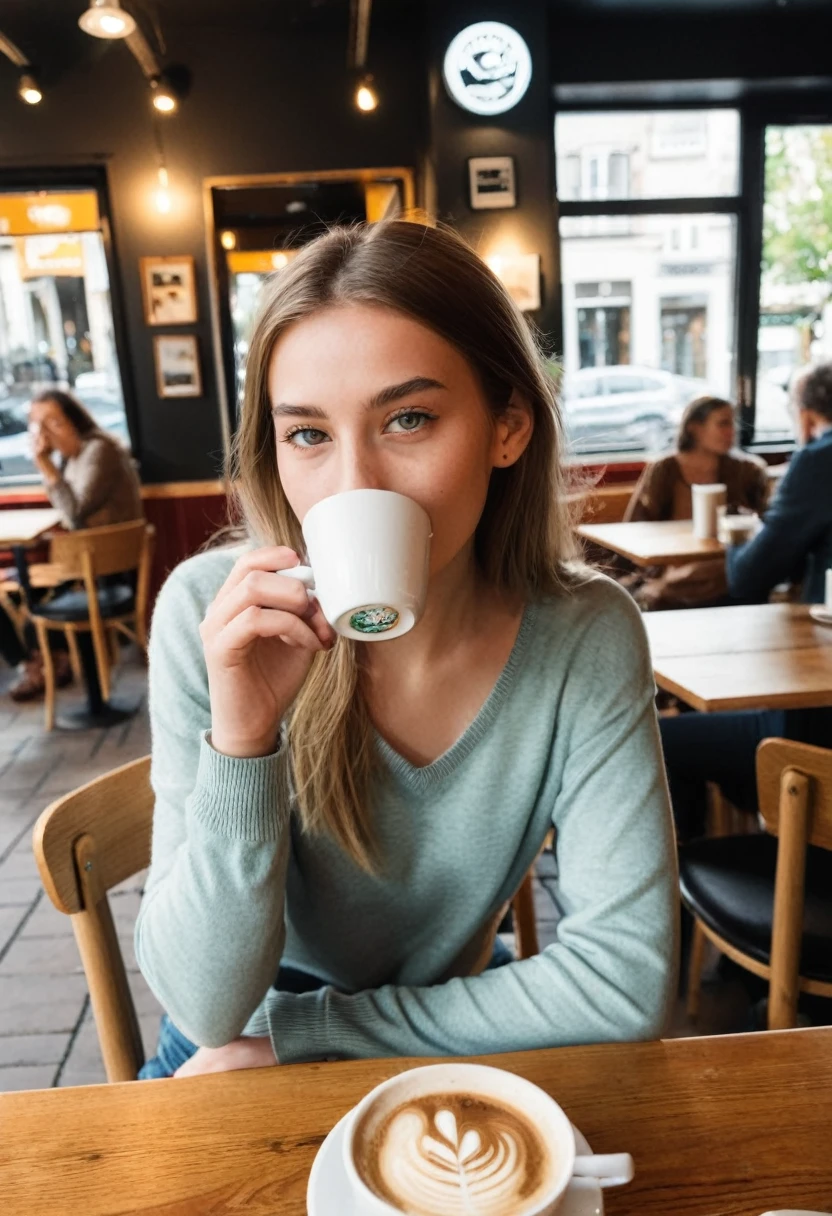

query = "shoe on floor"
(9, 652), (73, 702)
(9, 659), (45, 702)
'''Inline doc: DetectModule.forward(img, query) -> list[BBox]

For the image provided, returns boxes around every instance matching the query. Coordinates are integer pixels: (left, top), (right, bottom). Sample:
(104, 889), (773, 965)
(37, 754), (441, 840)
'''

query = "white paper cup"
(826, 568), (832, 611)
(692, 483), (728, 540)
(341, 1062), (633, 1216)
(277, 488), (432, 642)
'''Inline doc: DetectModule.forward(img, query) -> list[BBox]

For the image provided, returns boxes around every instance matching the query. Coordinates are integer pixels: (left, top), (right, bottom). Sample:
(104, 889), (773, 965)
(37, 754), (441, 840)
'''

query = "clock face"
(442, 21), (532, 116)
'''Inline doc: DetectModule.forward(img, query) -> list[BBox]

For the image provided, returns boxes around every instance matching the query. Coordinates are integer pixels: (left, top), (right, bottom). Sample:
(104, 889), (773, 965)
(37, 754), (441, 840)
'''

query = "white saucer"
(809, 605), (832, 627)
(307, 1111), (603, 1216)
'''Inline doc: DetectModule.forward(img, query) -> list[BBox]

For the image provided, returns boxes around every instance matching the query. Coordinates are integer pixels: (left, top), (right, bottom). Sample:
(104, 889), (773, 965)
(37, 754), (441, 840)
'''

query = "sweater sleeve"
(623, 458), (672, 522)
(46, 437), (118, 528)
(263, 587), (679, 1063)
(134, 561), (291, 1048)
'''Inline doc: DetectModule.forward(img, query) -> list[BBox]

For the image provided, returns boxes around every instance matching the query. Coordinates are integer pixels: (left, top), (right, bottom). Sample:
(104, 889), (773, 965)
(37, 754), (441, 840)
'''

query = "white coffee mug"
(277, 488), (432, 642)
(692, 483), (728, 540)
(341, 1062), (634, 1216)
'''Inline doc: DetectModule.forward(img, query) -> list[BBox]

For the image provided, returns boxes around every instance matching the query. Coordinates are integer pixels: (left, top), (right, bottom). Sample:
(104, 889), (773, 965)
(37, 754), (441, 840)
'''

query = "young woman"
(1, 390), (142, 701)
(136, 221), (677, 1079)
(620, 395), (769, 610)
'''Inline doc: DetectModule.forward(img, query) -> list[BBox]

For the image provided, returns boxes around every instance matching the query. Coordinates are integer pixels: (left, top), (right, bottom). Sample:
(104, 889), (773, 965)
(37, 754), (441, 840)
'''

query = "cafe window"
(555, 110), (741, 457)
(0, 188), (128, 483)
(755, 123), (832, 443)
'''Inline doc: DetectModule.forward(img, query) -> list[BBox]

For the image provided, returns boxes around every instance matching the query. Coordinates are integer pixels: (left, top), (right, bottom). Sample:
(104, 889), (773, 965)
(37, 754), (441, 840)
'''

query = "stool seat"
(680, 835), (832, 984)
(36, 583), (135, 624)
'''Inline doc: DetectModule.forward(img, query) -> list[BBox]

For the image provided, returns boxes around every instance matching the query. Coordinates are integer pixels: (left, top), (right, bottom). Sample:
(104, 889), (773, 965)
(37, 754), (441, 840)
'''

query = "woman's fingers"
(204, 567), (311, 635)
(211, 546), (303, 609)
(217, 604), (327, 658)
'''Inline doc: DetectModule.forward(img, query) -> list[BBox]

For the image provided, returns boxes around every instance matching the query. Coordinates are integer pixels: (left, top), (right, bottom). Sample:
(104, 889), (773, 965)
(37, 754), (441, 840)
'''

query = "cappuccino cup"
(692, 483), (727, 540)
(276, 488), (432, 641)
(342, 1063), (633, 1216)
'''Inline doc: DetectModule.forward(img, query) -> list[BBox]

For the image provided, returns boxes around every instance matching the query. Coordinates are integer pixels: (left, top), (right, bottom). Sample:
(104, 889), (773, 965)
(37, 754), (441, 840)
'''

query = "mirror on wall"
(205, 168), (415, 441)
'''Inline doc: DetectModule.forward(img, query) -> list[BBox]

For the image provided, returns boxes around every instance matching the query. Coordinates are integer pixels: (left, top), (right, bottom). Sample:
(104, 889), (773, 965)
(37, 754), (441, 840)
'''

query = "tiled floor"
(0, 649), (759, 1093)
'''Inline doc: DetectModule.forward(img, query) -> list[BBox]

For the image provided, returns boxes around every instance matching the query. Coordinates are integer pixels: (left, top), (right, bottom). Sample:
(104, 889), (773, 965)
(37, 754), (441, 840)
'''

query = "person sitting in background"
(621, 396), (769, 610)
(661, 364), (832, 841)
(0, 390), (143, 702)
(726, 362), (832, 605)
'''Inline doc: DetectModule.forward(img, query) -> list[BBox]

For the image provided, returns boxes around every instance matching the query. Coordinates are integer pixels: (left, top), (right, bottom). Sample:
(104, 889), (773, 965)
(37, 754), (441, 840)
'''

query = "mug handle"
(275, 565), (316, 591)
(573, 1153), (634, 1188)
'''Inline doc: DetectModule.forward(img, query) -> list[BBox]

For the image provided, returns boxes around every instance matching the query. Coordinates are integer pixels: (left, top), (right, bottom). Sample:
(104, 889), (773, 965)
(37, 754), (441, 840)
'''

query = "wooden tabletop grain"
(0, 507), (62, 546)
(577, 519), (725, 567)
(644, 603), (832, 711)
(1, 1028), (831, 1216)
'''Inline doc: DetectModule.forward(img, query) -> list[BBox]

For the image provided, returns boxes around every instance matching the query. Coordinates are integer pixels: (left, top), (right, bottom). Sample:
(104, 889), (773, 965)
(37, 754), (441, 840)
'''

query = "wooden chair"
(32, 755), (153, 1082)
(682, 738), (832, 1030)
(16, 520), (155, 729)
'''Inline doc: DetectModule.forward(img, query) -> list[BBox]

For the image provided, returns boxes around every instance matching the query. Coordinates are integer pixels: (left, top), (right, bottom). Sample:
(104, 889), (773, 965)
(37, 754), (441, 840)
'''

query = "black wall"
(426, 0), (559, 342)
(0, 17), (427, 482)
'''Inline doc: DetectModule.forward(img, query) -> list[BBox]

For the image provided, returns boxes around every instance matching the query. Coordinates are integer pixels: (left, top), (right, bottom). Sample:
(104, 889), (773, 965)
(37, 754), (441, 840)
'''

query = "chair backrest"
(48, 519), (148, 580)
(757, 738), (832, 850)
(755, 738), (832, 1030)
(32, 755), (153, 1082)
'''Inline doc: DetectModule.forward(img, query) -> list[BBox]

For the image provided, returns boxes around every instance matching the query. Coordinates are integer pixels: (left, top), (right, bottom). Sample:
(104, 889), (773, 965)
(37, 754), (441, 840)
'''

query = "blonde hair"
(230, 221), (578, 870)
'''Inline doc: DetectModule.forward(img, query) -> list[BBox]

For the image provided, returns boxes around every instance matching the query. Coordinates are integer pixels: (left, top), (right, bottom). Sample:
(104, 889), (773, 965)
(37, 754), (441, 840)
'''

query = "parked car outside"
(560, 364), (711, 456)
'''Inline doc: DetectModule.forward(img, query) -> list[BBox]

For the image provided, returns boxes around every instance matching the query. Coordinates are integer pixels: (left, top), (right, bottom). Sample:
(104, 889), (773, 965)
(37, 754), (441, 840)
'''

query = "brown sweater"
(621, 452), (770, 610)
(46, 433), (143, 530)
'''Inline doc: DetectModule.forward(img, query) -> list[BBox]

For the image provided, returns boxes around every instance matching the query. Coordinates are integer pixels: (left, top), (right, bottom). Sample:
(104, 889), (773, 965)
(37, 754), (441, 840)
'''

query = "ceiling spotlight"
(220, 231), (237, 251)
(150, 76), (177, 113)
(78, 0), (136, 40)
(18, 72), (42, 105)
(355, 74), (378, 113)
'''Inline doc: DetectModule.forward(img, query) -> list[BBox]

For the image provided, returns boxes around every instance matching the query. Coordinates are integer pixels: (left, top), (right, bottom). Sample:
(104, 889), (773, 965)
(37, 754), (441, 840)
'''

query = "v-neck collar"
(373, 600), (539, 793)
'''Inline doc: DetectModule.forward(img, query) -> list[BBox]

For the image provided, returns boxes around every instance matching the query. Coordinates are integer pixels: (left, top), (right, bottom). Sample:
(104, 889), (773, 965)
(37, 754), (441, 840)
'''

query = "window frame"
(553, 93), (832, 454)
(0, 165), (139, 485)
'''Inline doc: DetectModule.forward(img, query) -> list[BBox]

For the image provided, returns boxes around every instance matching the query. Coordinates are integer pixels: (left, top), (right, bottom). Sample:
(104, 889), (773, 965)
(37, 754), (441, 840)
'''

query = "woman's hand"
(200, 546), (336, 758)
(173, 1036), (277, 1077)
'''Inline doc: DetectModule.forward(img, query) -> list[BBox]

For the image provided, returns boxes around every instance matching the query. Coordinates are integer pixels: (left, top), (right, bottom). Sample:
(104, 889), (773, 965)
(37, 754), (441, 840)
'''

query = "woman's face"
(268, 303), (533, 580)
(29, 398), (79, 457)
(690, 405), (735, 456)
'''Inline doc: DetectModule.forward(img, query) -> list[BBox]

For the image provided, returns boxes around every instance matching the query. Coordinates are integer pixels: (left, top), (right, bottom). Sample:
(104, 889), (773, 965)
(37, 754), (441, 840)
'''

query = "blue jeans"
(660, 707), (831, 842)
(139, 940), (515, 1079)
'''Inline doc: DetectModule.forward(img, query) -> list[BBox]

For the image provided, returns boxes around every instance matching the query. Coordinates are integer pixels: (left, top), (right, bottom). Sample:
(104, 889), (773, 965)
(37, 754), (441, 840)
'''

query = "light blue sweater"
(135, 547), (678, 1062)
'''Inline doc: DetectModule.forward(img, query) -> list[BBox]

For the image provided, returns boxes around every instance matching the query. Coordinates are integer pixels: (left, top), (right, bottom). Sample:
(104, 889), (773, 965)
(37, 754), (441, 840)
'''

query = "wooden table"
(645, 602), (832, 711)
(578, 519), (724, 567)
(0, 507), (61, 547)
(1, 1028), (831, 1215)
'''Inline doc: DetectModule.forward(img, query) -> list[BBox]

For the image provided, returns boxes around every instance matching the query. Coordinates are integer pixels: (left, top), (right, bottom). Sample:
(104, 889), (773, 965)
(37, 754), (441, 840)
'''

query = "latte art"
(355, 1094), (553, 1216)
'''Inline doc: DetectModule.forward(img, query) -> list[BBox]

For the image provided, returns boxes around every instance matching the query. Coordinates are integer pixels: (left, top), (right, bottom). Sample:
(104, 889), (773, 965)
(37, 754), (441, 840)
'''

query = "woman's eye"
(286, 428), (328, 448)
(386, 411), (433, 434)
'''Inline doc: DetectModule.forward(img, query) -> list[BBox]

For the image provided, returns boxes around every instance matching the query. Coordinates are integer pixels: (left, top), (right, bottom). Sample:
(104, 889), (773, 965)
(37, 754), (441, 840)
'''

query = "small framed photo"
(489, 252), (541, 312)
(153, 334), (202, 398)
(468, 156), (517, 210)
(140, 255), (198, 325)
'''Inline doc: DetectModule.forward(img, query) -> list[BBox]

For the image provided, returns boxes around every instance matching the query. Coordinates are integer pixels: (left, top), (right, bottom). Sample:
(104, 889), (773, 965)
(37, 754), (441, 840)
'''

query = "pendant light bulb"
(78, 0), (137, 40)
(355, 75), (378, 113)
(153, 166), (172, 214)
(151, 76), (178, 114)
(19, 73), (42, 105)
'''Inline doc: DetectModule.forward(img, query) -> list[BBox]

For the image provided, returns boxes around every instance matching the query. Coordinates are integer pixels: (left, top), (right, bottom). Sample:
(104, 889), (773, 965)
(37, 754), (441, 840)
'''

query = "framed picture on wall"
(468, 157), (516, 210)
(140, 255), (198, 325)
(153, 334), (202, 398)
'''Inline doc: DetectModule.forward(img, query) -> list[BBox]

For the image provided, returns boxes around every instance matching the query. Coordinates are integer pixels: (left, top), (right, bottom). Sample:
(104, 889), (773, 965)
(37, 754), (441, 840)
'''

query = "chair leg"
(512, 871), (540, 960)
(34, 619), (56, 732)
(686, 918), (707, 1020)
(108, 627), (120, 668)
(89, 622), (111, 703)
(65, 628), (83, 684)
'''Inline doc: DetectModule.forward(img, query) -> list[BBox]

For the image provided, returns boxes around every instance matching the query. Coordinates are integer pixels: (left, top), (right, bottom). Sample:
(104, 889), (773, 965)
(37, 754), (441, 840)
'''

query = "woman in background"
(1, 390), (142, 701)
(620, 395), (769, 610)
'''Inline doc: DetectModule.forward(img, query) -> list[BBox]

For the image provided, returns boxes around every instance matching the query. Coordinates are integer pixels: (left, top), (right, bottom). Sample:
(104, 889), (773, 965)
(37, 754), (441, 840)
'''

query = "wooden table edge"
(653, 671), (832, 713)
(576, 525), (725, 567)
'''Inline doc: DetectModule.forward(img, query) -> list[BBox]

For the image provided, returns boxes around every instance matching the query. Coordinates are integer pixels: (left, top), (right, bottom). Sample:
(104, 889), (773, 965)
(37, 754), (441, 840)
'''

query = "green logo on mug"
(350, 606), (400, 634)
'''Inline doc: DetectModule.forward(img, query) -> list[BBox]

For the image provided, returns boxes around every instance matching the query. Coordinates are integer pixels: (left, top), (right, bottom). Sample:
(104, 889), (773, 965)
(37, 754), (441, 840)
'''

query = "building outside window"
(0, 188), (128, 483)
(755, 124), (832, 441)
(555, 109), (741, 456)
